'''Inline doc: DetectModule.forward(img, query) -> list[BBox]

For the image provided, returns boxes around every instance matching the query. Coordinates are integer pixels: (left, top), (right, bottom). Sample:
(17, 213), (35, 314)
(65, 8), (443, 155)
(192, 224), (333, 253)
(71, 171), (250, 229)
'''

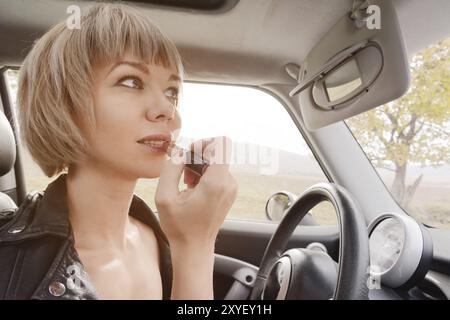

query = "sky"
(178, 82), (310, 155)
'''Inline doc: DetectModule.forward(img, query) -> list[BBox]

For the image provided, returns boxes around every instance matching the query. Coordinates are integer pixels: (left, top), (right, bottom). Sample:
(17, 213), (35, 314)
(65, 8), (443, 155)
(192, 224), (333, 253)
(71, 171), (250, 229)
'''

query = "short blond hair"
(18, 3), (183, 178)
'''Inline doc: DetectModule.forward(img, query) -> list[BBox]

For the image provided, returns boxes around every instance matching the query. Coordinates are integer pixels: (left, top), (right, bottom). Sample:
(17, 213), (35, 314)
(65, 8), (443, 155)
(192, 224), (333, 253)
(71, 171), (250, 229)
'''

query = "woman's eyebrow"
(107, 61), (149, 76)
(107, 61), (180, 83)
(168, 74), (181, 82)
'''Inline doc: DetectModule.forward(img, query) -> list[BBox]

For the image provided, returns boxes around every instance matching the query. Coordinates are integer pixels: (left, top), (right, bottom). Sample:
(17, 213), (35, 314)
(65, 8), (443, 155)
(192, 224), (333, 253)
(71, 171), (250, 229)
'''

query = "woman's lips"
(137, 133), (172, 155)
(137, 133), (172, 143)
(138, 142), (169, 154)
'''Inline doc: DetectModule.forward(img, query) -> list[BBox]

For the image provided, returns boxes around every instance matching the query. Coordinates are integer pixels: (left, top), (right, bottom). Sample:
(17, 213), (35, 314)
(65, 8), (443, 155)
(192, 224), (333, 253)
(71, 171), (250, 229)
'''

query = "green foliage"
(348, 38), (450, 170)
(347, 38), (450, 212)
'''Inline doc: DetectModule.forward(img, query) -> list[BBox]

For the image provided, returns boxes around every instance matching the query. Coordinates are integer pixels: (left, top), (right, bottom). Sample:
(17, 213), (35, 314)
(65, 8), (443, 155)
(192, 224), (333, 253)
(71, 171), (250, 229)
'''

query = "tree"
(347, 38), (450, 208)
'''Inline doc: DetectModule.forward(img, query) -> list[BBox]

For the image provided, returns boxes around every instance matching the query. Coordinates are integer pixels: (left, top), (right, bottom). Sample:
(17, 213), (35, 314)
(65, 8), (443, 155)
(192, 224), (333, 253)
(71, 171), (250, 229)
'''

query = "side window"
(171, 83), (336, 224)
(5, 70), (335, 225)
(347, 38), (450, 229)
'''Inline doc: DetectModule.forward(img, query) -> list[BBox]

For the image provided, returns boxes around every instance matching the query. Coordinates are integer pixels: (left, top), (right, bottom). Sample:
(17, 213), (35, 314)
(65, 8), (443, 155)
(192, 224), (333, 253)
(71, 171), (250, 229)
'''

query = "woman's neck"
(66, 164), (138, 251)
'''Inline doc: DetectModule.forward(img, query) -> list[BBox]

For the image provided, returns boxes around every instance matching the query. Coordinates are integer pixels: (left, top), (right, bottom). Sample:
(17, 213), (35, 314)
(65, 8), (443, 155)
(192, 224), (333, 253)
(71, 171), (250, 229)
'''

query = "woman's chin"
(137, 163), (164, 179)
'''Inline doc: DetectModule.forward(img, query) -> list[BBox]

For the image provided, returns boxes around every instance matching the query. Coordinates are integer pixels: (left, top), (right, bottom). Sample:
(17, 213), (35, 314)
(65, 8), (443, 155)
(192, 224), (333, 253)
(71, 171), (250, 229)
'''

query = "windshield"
(347, 37), (450, 229)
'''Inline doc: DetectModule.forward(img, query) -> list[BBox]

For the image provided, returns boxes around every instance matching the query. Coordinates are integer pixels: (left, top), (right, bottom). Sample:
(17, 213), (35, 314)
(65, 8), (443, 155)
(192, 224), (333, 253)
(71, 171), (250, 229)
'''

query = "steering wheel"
(249, 183), (370, 300)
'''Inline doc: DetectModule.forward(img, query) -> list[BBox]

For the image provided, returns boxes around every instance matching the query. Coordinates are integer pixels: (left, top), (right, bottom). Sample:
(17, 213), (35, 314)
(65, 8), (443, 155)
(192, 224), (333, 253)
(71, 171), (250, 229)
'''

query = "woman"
(0, 3), (237, 299)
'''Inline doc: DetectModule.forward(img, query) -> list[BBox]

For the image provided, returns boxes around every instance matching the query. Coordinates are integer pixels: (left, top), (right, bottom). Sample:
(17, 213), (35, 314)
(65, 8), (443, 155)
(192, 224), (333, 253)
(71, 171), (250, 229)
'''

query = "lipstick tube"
(167, 144), (209, 176)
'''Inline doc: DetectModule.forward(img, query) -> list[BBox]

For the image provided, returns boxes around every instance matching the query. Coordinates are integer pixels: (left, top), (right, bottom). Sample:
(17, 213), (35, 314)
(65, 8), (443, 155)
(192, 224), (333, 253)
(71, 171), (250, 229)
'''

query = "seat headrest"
(0, 112), (16, 177)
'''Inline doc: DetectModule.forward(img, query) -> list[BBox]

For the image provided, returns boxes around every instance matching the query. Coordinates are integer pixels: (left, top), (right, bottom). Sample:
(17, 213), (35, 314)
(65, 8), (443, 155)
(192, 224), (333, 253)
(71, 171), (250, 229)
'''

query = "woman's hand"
(155, 136), (237, 247)
(155, 136), (237, 299)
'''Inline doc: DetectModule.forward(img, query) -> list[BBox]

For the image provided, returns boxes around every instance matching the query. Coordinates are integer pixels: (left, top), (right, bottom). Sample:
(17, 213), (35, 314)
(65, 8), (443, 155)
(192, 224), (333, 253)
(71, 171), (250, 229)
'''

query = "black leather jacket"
(0, 174), (172, 300)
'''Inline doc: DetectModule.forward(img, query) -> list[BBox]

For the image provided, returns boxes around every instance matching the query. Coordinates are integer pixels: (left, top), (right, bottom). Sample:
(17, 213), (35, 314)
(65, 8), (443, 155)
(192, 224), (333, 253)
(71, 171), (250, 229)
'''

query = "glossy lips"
(137, 133), (172, 154)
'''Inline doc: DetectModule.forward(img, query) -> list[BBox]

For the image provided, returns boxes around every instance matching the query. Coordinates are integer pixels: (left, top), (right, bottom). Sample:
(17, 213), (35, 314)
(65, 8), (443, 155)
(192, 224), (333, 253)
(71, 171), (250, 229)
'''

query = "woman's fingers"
(157, 136), (238, 246)
(171, 136), (235, 195)
(155, 156), (185, 206)
(189, 137), (234, 198)
(202, 137), (232, 182)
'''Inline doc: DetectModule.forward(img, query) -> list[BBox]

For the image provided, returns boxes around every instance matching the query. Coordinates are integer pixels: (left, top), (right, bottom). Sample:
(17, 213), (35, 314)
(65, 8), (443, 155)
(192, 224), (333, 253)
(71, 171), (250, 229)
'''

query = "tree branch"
(423, 122), (450, 137)
(414, 120), (425, 136)
(404, 113), (418, 141)
(385, 111), (398, 128)
(399, 115), (417, 138)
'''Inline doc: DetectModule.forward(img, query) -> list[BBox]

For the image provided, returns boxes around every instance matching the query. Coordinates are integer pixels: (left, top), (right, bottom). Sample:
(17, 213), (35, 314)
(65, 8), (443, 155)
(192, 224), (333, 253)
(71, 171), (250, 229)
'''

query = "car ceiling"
(0, 0), (449, 87)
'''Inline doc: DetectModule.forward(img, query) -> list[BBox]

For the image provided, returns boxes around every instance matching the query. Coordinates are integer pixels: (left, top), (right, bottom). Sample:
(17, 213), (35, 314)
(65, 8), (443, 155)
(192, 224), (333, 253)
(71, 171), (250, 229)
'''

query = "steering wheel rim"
(250, 183), (370, 300)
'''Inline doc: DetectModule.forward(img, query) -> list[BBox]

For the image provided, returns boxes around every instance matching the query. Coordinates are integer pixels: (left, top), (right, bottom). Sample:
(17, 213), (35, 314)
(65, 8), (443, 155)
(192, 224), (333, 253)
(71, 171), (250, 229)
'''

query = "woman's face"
(81, 53), (182, 179)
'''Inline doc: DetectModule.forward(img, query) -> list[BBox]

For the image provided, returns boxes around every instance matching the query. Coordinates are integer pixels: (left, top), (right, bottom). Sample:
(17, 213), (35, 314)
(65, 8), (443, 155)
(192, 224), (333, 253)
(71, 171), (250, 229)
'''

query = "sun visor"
(290, 0), (410, 130)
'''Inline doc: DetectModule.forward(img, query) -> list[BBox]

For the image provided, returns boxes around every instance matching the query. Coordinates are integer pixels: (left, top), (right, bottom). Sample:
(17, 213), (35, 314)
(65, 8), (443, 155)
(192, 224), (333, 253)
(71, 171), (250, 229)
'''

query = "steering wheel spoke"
(214, 254), (259, 300)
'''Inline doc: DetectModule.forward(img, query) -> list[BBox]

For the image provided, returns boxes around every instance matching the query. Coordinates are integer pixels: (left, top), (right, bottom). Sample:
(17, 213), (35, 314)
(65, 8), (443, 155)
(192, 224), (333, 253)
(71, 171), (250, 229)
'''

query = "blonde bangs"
(84, 4), (183, 75)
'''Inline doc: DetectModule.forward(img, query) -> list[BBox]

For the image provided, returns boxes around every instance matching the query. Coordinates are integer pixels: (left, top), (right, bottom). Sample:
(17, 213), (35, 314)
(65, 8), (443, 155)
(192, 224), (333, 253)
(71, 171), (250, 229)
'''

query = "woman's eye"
(165, 87), (179, 104)
(117, 76), (143, 89)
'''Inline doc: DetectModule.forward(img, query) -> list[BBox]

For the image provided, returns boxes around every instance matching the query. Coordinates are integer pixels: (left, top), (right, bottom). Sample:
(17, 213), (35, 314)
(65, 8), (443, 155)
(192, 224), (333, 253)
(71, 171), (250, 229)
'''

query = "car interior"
(1, 0), (449, 300)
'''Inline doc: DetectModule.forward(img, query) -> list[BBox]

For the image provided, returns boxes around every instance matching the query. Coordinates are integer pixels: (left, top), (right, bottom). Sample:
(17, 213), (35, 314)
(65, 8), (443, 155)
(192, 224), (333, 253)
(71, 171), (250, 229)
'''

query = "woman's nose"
(145, 91), (175, 122)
